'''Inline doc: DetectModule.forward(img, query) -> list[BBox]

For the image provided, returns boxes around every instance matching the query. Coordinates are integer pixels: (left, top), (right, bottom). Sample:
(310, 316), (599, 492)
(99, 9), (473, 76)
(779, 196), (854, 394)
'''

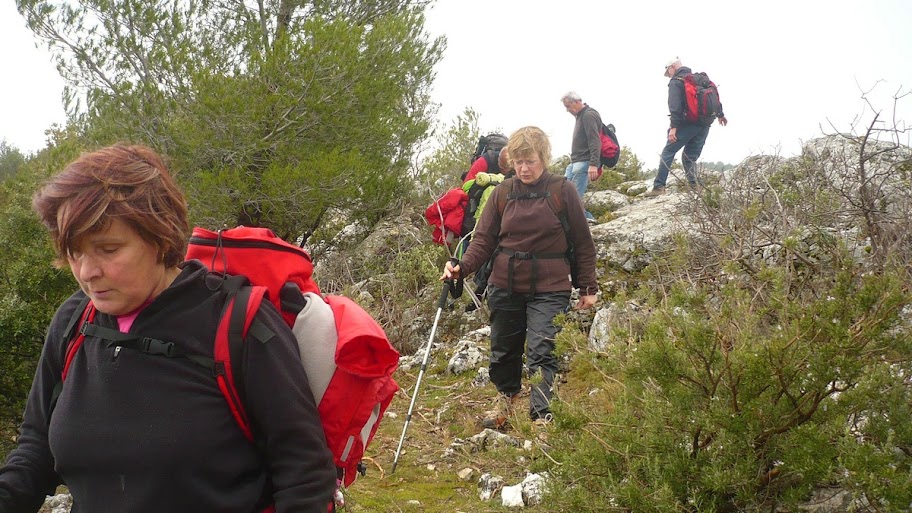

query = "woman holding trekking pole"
(0, 144), (336, 512)
(442, 126), (599, 430)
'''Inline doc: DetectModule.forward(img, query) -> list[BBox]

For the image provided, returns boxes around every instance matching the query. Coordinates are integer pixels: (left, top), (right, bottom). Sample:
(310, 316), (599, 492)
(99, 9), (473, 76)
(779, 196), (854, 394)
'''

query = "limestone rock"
(478, 472), (504, 501)
(521, 472), (549, 506)
(40, 494), (72, 513)
(467, 429), (520, 452)
(447, 339), (486, 375)
(588, 301), (645, 352)
(457, 467), (475, 481)
(501, 483), (524, 508)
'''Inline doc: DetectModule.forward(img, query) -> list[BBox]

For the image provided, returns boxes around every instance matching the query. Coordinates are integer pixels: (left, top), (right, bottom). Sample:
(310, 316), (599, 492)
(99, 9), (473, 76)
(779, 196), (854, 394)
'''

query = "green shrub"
(545, 261), (910, 512)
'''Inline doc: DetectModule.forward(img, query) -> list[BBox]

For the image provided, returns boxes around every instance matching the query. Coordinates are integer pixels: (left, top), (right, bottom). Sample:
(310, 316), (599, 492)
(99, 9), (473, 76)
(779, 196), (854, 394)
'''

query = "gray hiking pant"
(486, 286), (571, 420)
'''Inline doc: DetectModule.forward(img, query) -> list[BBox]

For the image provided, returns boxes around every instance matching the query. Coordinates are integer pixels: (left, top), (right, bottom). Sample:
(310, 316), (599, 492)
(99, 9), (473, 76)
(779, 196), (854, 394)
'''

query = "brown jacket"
(460, 172), (599, 296)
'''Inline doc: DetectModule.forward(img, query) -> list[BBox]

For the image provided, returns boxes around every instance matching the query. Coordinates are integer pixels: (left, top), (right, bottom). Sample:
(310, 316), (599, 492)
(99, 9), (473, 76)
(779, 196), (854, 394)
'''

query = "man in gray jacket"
(645, 57), (728, 197)
(561, 91), (602, 223)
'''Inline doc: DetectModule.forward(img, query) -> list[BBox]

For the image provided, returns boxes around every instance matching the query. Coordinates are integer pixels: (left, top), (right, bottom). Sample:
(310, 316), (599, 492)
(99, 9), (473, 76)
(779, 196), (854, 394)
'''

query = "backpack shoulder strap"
(547, 176), (573, 243)
(213, 277), (269, 442)
(496, 175), (566, 218)
(544, 175), (566, 218)
(495, 177), (515, 217)
(53, 295), (95, 412)
(61, 295), (95, 382)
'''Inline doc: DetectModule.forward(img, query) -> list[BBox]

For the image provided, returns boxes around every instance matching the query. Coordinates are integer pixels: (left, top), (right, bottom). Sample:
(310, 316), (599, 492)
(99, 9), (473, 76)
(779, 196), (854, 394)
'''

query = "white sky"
(2, 0), (911, 168)
(423, 0), (912, 166)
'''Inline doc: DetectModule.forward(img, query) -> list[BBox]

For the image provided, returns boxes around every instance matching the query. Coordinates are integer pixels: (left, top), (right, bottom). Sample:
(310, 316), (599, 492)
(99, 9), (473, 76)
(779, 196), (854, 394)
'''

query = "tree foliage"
(16, 0), (444, 242)
(0, 133), (84, 449)
(0, 141), (27, 182)
(2, 0), (442, 450)
(415, 107), (482, 201)
(589, 146), (646, 191)
(701, 160), (736, 172)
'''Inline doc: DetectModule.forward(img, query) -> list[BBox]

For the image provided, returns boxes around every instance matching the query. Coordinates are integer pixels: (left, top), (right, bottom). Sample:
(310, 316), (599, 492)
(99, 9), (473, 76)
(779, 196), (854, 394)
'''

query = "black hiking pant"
(487, 286), (570, 420)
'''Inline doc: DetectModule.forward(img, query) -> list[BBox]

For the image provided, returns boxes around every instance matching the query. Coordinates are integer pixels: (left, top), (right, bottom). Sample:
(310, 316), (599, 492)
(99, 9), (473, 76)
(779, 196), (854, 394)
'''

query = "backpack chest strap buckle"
(141, 337), (176, 357)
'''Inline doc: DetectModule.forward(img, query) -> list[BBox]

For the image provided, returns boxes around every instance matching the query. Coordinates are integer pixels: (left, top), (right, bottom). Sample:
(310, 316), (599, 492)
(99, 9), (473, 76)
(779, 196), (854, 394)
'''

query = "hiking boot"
(586, 218), (598, 226)
(481, 393), (519, 430)
(531, 413), (553, 427)
(643, 186), (666, 197)
(531, 413), (553, 440)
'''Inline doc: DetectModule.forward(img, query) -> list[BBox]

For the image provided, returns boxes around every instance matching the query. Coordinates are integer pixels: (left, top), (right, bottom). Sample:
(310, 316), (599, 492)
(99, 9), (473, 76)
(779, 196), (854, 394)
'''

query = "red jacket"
(463, 157), (490, 183)
(424, 188), (468, 244)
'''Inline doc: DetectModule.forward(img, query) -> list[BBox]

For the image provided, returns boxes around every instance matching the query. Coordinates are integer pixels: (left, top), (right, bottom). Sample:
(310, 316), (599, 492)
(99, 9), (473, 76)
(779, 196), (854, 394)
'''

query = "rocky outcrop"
(590, 185), (698, 272)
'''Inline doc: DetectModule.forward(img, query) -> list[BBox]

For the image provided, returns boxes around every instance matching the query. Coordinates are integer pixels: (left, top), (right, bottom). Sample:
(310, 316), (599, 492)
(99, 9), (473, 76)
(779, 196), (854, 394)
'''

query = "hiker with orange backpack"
(0, 145), (337, 513)
(442, 127), (599, 430)
(644, 57), (728, 197)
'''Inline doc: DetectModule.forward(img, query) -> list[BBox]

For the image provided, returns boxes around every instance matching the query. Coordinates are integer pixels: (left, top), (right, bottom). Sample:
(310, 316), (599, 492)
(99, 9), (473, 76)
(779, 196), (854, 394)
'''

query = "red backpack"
(599, 122), (620, 170)
(184, 227), (400, 488)
(678, 71), (723, 125)
(59, 226), (399, 495)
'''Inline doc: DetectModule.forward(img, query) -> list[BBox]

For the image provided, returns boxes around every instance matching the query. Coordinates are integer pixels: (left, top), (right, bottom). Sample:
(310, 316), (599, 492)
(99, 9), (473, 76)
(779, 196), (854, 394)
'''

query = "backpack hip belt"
(497, 247), (567, 296)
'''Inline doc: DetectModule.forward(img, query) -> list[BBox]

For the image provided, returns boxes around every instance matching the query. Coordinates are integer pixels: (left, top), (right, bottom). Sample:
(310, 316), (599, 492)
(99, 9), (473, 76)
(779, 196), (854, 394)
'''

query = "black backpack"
(471, 133), (508, 165)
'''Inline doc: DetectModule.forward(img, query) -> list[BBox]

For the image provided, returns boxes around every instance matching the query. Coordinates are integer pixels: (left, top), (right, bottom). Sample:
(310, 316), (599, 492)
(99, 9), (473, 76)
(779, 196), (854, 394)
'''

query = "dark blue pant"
(654, 124), (711, 188)
(487, 286), (571, 420)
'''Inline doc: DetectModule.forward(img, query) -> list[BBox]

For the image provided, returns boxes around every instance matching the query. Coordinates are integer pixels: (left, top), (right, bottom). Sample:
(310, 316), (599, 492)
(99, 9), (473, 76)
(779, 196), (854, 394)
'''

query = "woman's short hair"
(506, 126), (552, 170)
(32, 144), (190, 268)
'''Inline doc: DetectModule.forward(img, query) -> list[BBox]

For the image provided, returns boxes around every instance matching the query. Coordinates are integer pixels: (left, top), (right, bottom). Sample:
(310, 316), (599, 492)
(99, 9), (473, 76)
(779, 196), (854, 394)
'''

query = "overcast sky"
(2, 0), (911, 168)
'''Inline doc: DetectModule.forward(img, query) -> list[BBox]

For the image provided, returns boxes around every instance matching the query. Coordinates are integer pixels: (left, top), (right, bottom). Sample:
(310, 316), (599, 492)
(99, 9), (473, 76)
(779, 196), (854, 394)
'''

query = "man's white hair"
(560, 91), (582, 103)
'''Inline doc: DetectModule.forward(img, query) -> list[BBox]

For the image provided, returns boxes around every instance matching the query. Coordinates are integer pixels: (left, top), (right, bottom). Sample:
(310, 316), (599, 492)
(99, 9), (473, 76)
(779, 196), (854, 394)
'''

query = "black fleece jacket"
(667, 66), (692, 129)
(0, 260), (336, 513)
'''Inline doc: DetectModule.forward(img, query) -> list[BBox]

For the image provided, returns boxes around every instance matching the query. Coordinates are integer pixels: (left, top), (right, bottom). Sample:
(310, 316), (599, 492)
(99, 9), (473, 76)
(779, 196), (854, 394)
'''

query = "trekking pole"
(392, 268), (462, 473)
(451, 231), (486, 312)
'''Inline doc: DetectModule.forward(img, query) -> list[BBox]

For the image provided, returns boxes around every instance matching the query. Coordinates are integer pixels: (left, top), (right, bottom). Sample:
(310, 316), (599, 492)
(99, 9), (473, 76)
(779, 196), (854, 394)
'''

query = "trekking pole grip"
(448, 258), (464, 299)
